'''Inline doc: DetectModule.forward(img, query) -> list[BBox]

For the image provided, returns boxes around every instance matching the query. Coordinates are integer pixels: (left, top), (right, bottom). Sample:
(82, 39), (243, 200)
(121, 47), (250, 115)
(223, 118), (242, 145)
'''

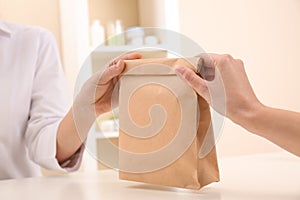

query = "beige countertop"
(0, 151), (299, 200)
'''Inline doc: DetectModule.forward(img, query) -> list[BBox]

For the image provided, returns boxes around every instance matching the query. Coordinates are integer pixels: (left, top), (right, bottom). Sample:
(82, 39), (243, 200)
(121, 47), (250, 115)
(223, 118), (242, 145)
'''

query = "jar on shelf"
(126, 27), (145, 46)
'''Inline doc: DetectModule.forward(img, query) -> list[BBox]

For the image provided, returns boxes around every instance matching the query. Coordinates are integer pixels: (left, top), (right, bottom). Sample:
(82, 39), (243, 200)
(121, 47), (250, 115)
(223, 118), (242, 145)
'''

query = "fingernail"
(114, 60), (121, 69)
(175, 66), (185, 74)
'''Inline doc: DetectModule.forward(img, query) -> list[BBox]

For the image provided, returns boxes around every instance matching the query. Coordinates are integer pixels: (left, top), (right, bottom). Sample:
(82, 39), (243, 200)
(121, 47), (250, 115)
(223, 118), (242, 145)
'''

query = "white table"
(1, 152), (299, 200)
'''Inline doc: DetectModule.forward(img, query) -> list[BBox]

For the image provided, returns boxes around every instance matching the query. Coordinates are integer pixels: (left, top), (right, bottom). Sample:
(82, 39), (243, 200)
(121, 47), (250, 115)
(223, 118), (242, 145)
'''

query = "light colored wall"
(138, 0), (166, 28)
(178, 0), (300, 156)
(138, 0), (179, 31)
(0, 0), (62, 55)
(88, 0), (139, 34)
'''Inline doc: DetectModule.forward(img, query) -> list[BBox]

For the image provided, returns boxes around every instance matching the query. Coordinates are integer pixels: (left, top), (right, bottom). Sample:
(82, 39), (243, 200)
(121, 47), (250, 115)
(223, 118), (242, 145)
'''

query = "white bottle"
(126, 27), (145, 46)
(91, 20), (105, 48)
(115, 19), (125, 45)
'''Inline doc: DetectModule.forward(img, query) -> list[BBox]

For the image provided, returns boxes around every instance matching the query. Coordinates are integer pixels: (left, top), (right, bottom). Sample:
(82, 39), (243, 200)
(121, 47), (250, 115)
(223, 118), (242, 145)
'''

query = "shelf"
(94, 131), (119, 139)
(91, 44), (169, 52)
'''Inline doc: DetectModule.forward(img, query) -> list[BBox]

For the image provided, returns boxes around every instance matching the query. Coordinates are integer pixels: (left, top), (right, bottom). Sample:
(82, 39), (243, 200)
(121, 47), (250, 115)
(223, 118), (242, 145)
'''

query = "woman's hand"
(93, 53), (142, 115)
(57, 53), (141, 163)
(75, 53), (142, 117)
(175, 53), (263, 126)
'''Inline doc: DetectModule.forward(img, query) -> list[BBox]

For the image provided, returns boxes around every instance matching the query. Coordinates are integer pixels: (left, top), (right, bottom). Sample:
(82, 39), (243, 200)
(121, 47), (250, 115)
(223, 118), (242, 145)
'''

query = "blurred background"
(1, 0), (300, 171)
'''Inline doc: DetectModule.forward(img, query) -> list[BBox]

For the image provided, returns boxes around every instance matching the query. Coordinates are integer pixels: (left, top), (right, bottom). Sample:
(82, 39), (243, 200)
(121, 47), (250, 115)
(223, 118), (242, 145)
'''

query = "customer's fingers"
(199, 53), (238, 68)
(199, 65), (215, 81)
(197, 53), (239, 81)
(196, 53), (216, 68)
(196, 53), (219, 81)
(175, 66), (209, 101)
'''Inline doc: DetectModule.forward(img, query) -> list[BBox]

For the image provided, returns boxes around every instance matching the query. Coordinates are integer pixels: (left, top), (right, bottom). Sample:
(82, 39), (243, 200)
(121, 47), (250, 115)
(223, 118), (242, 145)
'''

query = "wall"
(88, 0), (139, 33)
(0, 0), (62, 55)
(178, 0), (300, 156)
(138, 0), (179, 31)
(138, 0), (166, 28)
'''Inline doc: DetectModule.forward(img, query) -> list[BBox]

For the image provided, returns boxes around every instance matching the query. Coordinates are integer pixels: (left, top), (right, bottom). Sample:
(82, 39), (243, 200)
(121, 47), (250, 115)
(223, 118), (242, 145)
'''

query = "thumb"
(94, 60), (125, 85)
(175, 66), (209, 101)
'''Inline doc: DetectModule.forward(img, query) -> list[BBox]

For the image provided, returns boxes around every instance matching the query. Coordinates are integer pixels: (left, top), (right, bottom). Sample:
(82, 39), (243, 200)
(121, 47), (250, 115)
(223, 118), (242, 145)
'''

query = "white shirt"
(0, 21), (83, 180)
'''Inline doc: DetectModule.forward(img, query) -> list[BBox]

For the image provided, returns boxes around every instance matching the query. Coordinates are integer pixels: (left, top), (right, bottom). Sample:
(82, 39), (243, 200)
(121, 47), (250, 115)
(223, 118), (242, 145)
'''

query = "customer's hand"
(175, 54), (263, 126)
(75, 53), (142, 117)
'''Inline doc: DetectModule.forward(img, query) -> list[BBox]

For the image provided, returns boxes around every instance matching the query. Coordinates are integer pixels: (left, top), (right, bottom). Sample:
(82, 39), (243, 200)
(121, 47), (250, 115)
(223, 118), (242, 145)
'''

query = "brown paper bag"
(118, 57), (219, 189)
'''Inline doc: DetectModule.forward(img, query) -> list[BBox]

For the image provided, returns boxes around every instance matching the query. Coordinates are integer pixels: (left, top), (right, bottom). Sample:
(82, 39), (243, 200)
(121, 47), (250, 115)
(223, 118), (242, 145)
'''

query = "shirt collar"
(0, 21), (13, 38)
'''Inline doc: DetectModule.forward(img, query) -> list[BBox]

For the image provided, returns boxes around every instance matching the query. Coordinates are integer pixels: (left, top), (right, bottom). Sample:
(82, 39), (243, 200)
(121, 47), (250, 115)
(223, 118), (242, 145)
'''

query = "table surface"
(1, 152), (299, 200)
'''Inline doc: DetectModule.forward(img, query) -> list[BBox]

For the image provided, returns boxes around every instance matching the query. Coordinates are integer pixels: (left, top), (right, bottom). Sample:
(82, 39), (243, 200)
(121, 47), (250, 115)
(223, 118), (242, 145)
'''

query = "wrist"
(231, 101), (266, 134)
(72, 100), (96, 130)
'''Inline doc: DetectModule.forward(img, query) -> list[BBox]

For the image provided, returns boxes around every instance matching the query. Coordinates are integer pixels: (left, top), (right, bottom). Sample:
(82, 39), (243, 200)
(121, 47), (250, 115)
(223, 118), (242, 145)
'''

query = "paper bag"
(118, 58), (219, 189)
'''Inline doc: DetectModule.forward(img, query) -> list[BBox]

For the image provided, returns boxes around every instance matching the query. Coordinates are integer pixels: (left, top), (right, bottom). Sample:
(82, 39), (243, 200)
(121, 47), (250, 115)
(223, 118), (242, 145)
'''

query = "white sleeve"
(24, 29), (84, 172)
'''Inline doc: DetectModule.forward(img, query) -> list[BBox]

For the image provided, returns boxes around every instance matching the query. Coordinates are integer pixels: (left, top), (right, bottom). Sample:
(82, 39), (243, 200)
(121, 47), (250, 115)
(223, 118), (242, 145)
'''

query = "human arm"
(175, 54), (300, 156)
(56, 53), (142, 163)
(24, 26), (141, 169)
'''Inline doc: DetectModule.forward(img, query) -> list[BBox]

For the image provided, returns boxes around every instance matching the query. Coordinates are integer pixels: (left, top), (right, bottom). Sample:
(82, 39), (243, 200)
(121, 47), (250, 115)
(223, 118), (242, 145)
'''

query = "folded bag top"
(121, 57), (201, 75)
(118, 57), (219, 190)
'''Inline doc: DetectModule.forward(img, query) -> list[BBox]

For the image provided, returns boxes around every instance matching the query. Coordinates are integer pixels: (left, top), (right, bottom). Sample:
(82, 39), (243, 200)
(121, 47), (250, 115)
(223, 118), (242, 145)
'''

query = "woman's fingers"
(98, 60), (125, 85)
(120, 52), (142, 60)
(95, 53), (142, 85)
